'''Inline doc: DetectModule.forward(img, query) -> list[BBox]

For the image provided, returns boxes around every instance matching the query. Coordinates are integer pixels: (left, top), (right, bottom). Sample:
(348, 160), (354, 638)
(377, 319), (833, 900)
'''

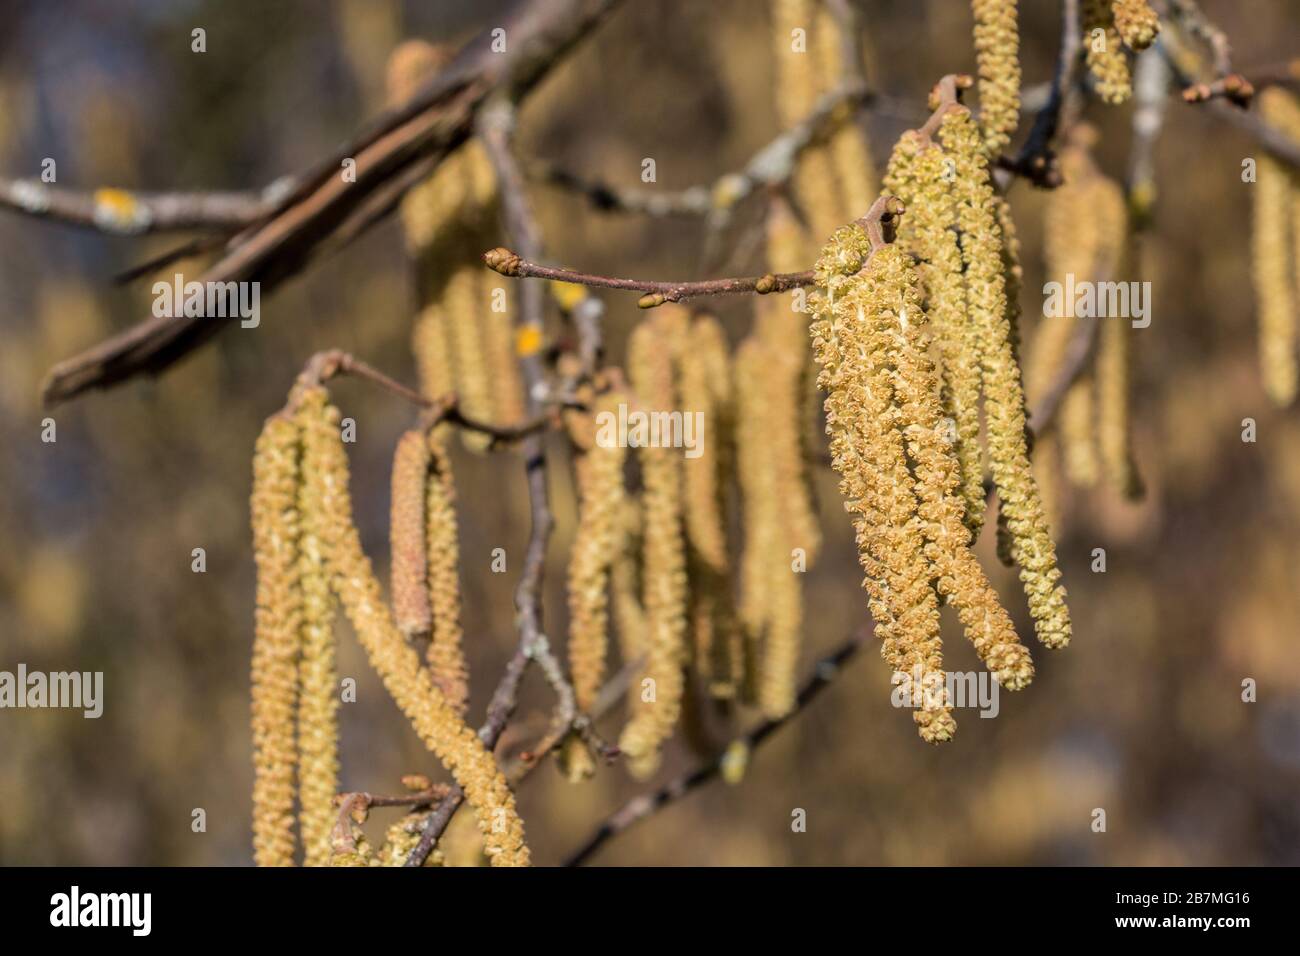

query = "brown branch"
(483, 247), (814, 309)
(997, 0), (1082, 189)
(41, 0), (626, 406)
(562, 629), (872, 867)
(285, 348), (558, 444)
(531, 81), (877, 217)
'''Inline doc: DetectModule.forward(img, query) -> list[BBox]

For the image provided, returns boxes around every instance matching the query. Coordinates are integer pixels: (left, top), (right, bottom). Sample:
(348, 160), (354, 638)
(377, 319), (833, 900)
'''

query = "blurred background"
(1, 0), (1298, 866)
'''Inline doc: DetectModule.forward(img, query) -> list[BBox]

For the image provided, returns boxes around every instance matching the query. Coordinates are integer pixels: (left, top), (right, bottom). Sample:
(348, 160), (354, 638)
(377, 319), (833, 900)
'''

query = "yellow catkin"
(295, 387), (528, 865)
(809, 234), (954, 742)
(297, 441), (340, 868)
(774, 0), (843, 246)
(390, 430), (433, 641)
(886, 249), (1035, 691)
(610, 497), (652, 702)
(675, 316), (741, 697)
(942, 108), (1071, 649)
(1082, 0), (1132, 104)
(619, 312), (689, 777)
(886, 130), (986, 535)
(1059, 377), (1101, 487)
(567, 390), (629, 714)
(970, 0), (1022, 155)
(1253, 89), (1300, 407)
(375, 814), (428, 867)
(734, 338), (778, 701)
(1111, 0), (1159, 51)
(412, 303), (455, 401)
(250, 415), (301, 867)
(443, 265), (495, 452)
(678, 315), (732, 573)
(1093, 179), (1143, 497)
(993, 191), (1029, 566)
(479, 267), (527, 426)
(425, 434), (469, 713)
(815, 6), (878, 215)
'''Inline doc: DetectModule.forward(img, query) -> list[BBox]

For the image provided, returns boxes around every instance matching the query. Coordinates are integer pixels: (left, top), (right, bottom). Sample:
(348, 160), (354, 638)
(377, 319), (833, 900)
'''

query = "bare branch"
(563, 630), (871, 867)
(42, 0), (626, 406)
(483, 247), (815, 308)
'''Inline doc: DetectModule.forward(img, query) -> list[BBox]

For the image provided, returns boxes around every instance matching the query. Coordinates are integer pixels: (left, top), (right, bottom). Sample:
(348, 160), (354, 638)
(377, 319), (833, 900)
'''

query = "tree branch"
(0, 179), (278, 234)
(42, 0), (626, 406)
(562, 629), (872, 867)
(483, 247), (814, 308)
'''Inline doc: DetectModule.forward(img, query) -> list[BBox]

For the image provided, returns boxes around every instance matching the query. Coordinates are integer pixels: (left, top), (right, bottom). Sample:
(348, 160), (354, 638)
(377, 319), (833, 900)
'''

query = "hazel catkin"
(809, 233), (955, 742)
(296, 443), (340, 868)
(970, 0), (1022, 155)
(618, 312), (689, 777)
(1111, 0), (1160, 52)
(567, 390), (629, 714)
(250, 414), (302, 867)
(424, 433), (470, 713)
(940, 107), (1071, 649)
(1082, 0), (1132, 104)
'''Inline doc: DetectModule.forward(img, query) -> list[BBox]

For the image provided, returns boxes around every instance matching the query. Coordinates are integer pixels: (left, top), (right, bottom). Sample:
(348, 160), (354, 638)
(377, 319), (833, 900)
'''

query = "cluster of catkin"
(1029, 128), (1143, 509)
(885, 105), (1070, 650)
(387, 41), (525, 445)
(251, 387), (529, 866)
(1251, 89), (1300, 407)
(1082, 0), (1161, 105)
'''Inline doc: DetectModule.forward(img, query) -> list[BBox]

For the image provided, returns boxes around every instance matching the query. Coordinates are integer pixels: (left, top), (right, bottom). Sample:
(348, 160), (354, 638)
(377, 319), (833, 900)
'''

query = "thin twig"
(483, 247), (814, 308)
(997, 0), (1082, 189)
(532, 81), (876, 217)
(562, 630), (871, 867)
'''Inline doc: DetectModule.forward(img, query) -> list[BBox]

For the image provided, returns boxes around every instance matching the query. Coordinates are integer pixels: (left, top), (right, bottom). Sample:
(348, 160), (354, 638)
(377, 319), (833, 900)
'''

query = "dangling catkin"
(809, 233), (954, 742)
(1082, 0), (1132, 104)
(970, 0), (1022, 155)
(815, 5), (878, 214)
(425, 433), (469, 713)
(480, 268), (527, 426)
(619, 312), (689, 777)
(251, 415), (302, 867)
(1059, 377), (1101, 487)
(885, 129), (986, 535)
(676, 315), (742, 697)
(443, 266), (495, 452)
(294, 387), (529, 865)
(390, 430), (433, 641)
(1093, 179), (1144, 497)
(774, 0), (844, 245)
(941, 107), (1071, 649)
(1252, 89), (1300, 407)
(567, 390), (629, 714)
(1111, 0), (1159, 51)
(886, 252), (1035, 691)
(297, 445), (340, 868)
